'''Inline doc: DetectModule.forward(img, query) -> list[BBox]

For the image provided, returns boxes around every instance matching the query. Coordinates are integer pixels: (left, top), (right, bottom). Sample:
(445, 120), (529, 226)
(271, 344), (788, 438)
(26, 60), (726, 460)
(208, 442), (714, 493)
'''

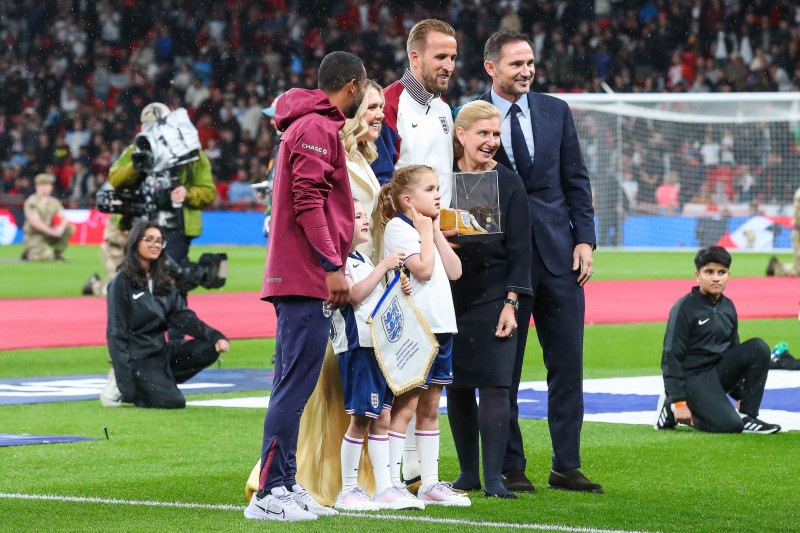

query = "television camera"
(95, 108), (227, 292)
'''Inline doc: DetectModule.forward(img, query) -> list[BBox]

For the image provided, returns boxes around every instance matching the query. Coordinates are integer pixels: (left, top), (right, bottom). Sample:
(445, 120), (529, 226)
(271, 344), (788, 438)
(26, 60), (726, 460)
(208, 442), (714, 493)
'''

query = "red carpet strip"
(1, 278), (797, 351)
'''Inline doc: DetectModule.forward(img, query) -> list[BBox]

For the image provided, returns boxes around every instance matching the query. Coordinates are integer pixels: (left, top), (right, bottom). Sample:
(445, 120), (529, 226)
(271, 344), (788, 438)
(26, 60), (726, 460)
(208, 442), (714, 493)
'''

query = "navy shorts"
(425, 333), (454, 387)
(338, 346), (394, 418)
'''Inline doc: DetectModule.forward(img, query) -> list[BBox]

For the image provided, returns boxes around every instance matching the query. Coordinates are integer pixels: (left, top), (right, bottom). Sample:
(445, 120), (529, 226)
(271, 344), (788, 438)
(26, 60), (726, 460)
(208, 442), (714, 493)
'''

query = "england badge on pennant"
(368, 270), (439, 395)
(382, 297), (404, 343)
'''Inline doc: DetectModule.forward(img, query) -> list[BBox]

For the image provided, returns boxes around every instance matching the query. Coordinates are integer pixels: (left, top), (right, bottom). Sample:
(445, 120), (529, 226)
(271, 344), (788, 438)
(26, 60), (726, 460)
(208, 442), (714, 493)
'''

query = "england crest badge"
(381, 296), (404, 343)
(439, 116), (449, 134)
(368, 271), (439, 395)
(459, 210), (471, 228)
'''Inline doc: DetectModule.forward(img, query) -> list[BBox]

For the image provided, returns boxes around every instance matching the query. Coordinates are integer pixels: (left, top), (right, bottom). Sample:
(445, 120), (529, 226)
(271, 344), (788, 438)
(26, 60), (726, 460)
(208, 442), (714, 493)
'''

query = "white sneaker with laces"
(291, 483), (339, 516)
(244, 487), (318, 522)
(374, 484), (425, 510)
(418, 481), (471, 507)
(100, 368), (122, 407)
(334, 486), (381, 511)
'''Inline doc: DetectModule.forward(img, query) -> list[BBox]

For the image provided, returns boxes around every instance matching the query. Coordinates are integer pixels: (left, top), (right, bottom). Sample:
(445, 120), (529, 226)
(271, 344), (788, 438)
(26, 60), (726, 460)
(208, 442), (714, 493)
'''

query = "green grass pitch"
(1, 245), (798, 532)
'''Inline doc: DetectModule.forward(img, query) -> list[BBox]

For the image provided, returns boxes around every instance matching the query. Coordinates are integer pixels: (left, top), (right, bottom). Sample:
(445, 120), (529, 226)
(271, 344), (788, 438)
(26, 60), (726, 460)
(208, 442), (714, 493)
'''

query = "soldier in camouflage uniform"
(767, 187), (800, 277)
(22, 174), (74, 261)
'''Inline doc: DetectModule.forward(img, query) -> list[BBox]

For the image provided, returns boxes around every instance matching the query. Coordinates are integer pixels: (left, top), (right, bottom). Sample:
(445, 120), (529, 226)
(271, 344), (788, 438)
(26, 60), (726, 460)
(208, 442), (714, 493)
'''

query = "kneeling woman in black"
(448, 100), (532, 498)
(106, 221), (229, 408)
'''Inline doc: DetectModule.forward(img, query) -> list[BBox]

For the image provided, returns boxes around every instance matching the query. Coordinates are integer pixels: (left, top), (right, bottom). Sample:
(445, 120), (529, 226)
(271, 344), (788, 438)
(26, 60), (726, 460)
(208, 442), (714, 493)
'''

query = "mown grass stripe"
(0, 492), (657, 533)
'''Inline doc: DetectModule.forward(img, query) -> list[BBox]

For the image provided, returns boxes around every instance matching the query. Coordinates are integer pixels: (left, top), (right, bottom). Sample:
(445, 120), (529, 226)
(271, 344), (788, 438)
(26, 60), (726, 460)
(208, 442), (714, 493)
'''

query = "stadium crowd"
(1, 0), (800, 212)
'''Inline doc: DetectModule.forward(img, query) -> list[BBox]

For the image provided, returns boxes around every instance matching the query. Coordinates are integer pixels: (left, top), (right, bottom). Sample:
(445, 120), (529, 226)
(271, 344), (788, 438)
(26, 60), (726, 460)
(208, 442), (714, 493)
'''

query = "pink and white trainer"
(374, 484), (425, 510)
(417, 481), (471, 507)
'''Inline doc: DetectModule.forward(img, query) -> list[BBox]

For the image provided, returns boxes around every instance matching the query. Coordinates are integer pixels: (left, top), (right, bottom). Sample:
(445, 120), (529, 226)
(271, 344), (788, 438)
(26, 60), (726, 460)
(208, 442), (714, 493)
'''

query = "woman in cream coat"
(343, 81), (385, 263)
(247, 81), (388, 506)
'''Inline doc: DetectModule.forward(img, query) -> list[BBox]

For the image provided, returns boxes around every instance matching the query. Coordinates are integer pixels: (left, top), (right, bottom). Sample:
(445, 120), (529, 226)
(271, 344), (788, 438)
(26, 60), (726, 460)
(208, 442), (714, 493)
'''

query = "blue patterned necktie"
(509, 103), (532, 179)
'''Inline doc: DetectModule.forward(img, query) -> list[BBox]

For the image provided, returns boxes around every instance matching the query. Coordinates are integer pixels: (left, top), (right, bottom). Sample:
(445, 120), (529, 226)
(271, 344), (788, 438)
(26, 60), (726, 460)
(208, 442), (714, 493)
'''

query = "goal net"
(558, 92), (800, 250)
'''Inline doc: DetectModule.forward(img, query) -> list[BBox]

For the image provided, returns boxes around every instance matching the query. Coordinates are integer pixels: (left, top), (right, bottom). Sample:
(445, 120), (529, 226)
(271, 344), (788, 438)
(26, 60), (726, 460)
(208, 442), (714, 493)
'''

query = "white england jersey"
(382, 215), (457, 334)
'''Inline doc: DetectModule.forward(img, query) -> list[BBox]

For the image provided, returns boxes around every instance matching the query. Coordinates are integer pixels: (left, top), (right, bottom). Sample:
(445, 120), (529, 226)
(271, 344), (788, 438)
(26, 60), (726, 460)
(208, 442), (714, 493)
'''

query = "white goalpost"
(557, 92), (800, 250)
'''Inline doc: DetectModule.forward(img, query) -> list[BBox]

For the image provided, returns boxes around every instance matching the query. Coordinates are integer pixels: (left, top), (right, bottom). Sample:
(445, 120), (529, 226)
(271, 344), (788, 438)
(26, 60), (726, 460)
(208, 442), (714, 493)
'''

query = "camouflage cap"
(34, 173), (55, 185)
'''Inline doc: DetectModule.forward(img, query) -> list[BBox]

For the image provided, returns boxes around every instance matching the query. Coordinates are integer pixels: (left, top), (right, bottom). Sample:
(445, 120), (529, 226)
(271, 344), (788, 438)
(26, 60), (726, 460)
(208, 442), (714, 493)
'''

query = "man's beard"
(420, 62), (447, 94)
(500, 76), (531, 98)
(344, 89), (364, 119)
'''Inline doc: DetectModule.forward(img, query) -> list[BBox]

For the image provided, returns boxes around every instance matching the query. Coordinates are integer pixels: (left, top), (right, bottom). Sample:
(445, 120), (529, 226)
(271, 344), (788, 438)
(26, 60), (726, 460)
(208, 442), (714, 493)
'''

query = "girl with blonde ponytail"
(380, 164), (468, 506)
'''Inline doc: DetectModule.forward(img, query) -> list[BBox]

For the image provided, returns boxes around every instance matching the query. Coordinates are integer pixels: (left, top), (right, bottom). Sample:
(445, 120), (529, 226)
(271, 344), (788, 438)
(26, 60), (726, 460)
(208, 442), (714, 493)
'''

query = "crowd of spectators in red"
(1, 0), (798, 211)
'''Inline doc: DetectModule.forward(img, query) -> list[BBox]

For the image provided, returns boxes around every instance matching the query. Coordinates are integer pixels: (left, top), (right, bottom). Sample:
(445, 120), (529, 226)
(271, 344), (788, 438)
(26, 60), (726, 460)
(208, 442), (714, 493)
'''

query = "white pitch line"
(0, 492), (242, 511)
(0, 492), (657, 533)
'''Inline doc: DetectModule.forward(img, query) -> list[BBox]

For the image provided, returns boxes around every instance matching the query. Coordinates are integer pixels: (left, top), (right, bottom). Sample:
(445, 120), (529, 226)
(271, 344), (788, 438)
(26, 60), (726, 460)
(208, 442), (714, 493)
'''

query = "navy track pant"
(258, 297), (331, 492)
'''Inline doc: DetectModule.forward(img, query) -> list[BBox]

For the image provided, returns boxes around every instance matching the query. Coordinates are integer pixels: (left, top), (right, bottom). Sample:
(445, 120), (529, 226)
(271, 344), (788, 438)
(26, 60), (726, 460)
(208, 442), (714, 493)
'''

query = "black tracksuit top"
(660, 286), (740, 402)
(107, 271), (226, 400)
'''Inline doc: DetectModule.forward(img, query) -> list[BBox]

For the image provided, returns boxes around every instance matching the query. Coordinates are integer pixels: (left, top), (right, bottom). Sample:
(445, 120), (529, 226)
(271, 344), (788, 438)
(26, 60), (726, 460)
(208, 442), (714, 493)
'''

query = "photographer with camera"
(104, 102), (219, 338)
(101, 220), (229, 409)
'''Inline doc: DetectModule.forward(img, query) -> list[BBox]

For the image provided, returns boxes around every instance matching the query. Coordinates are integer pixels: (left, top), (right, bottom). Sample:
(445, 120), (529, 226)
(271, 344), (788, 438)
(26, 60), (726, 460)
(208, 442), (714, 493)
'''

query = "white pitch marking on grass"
(0, 493), (659, 533)
(0, 492), (242, 511)
(187, 396), (270, 408)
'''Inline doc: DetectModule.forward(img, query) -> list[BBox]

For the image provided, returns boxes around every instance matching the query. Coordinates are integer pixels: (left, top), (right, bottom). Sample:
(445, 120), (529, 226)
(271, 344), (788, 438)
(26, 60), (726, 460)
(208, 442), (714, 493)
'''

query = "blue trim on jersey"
(396, 212), (414, 227)
(334, 304), (360, 352)
(369, 270), (402, 320)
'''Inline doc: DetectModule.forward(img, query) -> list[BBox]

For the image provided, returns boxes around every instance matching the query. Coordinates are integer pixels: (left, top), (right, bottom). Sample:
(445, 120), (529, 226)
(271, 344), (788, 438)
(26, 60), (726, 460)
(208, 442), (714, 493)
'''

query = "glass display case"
(440, 170), (502, 242)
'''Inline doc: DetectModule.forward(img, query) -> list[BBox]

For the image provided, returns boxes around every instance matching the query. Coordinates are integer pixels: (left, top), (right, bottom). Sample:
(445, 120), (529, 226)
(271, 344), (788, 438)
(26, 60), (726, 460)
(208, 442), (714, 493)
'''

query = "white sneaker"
(291, 483), (339, 516)
(374, 484), (425, 510)
(244, 487), (318, 522)
(334, 486), (381, 511)
(100, 368), (122, 407)
(418, 481), (471, 507)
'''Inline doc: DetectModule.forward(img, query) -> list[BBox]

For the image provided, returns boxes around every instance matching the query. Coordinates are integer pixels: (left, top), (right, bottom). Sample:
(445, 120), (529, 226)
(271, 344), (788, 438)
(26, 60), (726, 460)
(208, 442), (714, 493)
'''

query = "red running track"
(2, 278), (798, 351)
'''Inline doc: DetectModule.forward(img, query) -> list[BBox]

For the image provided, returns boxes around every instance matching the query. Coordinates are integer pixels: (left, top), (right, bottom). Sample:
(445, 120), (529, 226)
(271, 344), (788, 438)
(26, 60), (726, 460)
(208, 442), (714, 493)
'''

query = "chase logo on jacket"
(301, 143), (328, 155)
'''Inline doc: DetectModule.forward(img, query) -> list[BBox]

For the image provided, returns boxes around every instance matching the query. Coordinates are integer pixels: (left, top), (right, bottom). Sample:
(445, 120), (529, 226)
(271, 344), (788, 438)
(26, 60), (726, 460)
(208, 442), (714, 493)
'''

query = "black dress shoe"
(548, 469), (604, 494)
(484, 489), (518, 499)
(501, 469), (536, 493)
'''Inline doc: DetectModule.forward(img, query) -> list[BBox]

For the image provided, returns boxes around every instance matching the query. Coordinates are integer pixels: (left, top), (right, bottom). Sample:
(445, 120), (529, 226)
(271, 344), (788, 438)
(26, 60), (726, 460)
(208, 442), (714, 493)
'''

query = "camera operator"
(108, 102), (217, 338)
(101, 221), (229, 409)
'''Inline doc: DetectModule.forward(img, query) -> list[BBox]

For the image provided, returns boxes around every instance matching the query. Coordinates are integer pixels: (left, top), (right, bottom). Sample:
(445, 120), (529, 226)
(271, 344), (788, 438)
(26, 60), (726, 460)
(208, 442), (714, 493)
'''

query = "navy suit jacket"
(479, 90), (595, 276)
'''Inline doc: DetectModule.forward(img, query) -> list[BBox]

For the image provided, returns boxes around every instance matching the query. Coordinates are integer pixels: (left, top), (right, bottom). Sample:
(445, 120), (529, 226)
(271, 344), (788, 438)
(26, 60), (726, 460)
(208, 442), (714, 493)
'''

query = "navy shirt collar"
(396, 212), (414, 227)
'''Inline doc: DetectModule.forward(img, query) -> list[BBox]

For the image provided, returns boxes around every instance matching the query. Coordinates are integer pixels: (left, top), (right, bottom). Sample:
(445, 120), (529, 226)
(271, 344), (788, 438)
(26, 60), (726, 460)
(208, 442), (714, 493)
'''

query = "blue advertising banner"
(193, 211), (267, 245)
(3, 209), (791, 249)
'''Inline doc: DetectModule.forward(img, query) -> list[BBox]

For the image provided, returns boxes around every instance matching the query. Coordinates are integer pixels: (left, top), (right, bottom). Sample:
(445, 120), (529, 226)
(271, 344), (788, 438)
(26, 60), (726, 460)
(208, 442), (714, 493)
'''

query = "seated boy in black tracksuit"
(655, 246), (781, 434)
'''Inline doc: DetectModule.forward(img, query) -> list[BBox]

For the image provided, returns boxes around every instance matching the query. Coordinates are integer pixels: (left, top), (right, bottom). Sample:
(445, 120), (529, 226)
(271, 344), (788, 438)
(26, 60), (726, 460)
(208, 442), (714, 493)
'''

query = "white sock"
(387, 430), (405, 485)
(367, 433), (392, 494)
(402, 414), (420, 481)
(416, 429), (440, 489)
(340, 433), (363, 492)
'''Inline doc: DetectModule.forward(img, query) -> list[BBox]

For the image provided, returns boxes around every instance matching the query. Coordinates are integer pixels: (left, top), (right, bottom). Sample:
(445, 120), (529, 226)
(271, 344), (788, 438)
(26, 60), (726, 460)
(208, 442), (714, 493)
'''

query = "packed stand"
(1, 0), (800, 212)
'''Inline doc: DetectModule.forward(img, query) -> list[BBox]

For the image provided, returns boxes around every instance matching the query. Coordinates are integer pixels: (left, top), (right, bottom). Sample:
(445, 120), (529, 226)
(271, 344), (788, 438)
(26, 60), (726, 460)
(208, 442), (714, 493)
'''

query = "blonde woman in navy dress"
(447, 100), (532, 498)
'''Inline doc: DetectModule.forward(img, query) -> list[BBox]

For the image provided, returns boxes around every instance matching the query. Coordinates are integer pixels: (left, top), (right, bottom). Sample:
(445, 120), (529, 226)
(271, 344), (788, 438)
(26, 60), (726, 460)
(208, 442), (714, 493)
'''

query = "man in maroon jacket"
(246, 51), (367, 523)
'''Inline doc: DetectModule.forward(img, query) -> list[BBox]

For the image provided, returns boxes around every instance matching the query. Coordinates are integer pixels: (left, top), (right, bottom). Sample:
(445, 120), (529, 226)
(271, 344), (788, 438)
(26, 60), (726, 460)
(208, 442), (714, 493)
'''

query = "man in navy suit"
(480, 30), (602, 494)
